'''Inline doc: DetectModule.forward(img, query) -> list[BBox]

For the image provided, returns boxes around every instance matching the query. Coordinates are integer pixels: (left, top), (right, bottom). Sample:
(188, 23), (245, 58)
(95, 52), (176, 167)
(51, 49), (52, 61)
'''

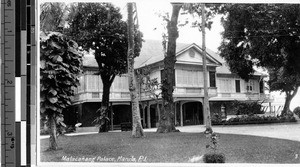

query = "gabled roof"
(82, 39), (223, 69)
(81, 39), (266, 77)
(134, 39), (222, 68)
(214, 55), (267, 76)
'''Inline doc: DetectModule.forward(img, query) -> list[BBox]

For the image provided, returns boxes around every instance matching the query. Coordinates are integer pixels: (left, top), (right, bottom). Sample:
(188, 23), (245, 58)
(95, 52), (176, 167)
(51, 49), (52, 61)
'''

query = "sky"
(114, 1), (224, 52)
(39, 0), (299, 110)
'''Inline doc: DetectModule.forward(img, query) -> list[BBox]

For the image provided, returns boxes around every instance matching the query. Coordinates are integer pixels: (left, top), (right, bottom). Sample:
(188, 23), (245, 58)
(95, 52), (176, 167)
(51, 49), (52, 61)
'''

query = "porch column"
(174, 102), (177, 125)
(180, 101), (183, 126)
(147, 101), (151, 128)
(157, 102), (161, 121)
(110, 102), (113, 131)
(142, 104), (146, 128)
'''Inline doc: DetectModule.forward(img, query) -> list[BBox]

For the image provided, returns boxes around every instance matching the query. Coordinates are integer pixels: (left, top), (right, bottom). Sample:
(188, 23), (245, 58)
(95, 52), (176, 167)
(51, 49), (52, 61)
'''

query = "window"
(235, 80), (241, 93)
(87, 75), (99, 91)
(246, 85), (252, 91)
(78, 76), (85, 92)
(217, 78), (232, 93)
(113, 76), (129, 91)
(246, 80), (254, 92)
(259, 80), (264, 93)
(176, 69), (203, 87)
(209, 71), (216, 87)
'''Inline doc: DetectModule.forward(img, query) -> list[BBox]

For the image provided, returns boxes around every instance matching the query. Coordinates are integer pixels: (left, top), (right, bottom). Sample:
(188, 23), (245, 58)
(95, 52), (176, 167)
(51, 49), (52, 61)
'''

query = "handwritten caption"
(62, 155), (147, 163)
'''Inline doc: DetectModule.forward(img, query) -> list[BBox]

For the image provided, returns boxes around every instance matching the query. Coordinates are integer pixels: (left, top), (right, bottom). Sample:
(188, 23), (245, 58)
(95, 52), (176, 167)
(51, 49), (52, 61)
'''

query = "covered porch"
(139, 98), (205, 128)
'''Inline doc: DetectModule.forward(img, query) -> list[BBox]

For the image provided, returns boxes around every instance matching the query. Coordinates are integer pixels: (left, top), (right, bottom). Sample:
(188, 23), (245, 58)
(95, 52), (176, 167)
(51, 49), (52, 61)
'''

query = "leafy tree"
(157, 3), (183, 133)
(181, 3), (224, 30)
(268, 67), (300, 114)
(40, 32), (82, 150)
(155, 3), (221, 132)
(218, 4), (300, 115)
(40, 2), (68, 32)
(67, 3), (143, 132)
(181, 3), (221, 131)
(146, 78), (162, 119)
(142, 71), (162, 121)
(127, 3), (144, 137)
(293, 106), (300, 118)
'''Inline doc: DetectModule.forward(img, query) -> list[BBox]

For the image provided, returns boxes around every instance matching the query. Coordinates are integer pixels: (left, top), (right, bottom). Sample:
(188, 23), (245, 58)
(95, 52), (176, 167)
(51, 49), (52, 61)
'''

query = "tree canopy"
(67, 3), (143, 132)
(219, 4), (300, 114)
(68, 3), (127, 75)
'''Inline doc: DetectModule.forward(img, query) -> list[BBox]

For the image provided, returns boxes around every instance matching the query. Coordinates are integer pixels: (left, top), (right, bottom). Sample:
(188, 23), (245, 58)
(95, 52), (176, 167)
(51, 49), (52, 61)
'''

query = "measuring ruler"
(1, 0), (17, 166)
(1, 0), (36, 166)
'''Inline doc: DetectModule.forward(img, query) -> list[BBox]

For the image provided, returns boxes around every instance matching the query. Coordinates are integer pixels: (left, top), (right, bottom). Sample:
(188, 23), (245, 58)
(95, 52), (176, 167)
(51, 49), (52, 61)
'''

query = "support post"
(142, 104), (146, 128)
(180, 101), (183, 126)
(110, 102), (113, 131)
(269, 102), (273, 113)
(174, 102), (177, 126)
(157, 101), (161, 121)
(147, 101), (151, 128)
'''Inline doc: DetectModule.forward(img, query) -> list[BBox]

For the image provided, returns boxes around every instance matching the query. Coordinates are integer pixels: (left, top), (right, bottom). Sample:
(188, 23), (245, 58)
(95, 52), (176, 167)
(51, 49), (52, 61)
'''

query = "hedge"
(212, 115), (297, 125)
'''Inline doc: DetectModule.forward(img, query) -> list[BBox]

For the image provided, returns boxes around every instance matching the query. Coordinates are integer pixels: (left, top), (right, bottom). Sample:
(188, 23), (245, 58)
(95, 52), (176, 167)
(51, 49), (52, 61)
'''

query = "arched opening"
(150, 104), (158, 128)
(112, 104), (131, 129)
(183, 102), (203, 125)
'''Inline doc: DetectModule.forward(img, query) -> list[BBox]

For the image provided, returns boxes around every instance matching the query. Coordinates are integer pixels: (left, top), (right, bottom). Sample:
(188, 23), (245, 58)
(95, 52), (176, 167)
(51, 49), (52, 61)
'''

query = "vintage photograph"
(39, 0), (300, 165)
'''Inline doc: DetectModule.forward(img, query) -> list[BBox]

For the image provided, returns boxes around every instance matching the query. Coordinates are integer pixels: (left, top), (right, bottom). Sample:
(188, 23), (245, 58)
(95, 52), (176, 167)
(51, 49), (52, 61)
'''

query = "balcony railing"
(211, 92), (266, 101)
(72, 91), (131, 102)
(173, 87), (218, 97)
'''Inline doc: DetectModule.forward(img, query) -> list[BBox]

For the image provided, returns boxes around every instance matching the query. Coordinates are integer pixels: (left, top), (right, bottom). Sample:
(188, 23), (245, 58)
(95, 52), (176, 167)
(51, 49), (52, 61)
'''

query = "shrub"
(280, 113), (297, 122)
(293, 107), (300, 118)
(232, 100), (264, 116)
(211, 114), (223, 124)
(203, 153), (226, 163)
(214, 114), (296, 125)
(203, 131), (226, 163)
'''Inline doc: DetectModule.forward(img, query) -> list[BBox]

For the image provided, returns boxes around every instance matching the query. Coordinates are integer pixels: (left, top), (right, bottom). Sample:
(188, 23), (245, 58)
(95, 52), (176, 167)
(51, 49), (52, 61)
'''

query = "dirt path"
(143, 122), (300, 142)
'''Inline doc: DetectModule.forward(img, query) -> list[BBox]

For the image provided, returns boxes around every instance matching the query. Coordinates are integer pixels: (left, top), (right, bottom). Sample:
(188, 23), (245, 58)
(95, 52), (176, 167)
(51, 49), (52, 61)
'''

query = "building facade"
(65, 40), (267, 130)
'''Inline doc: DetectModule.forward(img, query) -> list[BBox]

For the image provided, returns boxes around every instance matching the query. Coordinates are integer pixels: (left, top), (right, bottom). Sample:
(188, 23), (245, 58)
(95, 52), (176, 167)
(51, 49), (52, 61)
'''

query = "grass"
(40, 132), (300, 163)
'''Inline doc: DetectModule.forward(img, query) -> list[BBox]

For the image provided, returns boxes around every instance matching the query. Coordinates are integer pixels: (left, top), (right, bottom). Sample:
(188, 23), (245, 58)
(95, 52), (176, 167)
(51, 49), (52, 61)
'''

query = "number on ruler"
(6, 80), (13, 84)
(10, 137), (15, 149)
(7, 0), (11, 7)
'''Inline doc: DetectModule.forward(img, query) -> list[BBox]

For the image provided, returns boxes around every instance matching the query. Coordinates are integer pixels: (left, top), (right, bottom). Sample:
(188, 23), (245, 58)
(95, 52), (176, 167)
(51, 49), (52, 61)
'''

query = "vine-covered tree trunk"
(282, 88), (298, 116)
(40, 33), (82, 151)
(156, 101), (161, 120)
(127, 3), (144, 137)
(48, 114), (58, 150)
(98, 75), (114, 133)
(157, 3), (182, 133)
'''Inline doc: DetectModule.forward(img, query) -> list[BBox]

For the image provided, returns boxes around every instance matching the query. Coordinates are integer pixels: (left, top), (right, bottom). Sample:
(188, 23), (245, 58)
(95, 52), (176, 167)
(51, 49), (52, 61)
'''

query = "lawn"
(40, 132), (300, 163)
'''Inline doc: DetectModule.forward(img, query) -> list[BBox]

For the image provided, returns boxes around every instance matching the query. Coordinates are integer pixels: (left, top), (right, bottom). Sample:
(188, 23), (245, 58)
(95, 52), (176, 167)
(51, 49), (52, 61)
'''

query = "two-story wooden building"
(65, 40), (267, 130)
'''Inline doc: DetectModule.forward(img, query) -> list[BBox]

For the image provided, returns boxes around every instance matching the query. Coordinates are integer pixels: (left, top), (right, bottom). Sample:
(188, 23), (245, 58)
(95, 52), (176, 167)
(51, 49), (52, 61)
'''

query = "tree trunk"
(281, 87), (298, 116)
(98, 75), (114, 133)
(157, 3), (182, 133)
(48, 114), (58, 150)
(201, 4), (212, 131)
(127, 3), (144, 138)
